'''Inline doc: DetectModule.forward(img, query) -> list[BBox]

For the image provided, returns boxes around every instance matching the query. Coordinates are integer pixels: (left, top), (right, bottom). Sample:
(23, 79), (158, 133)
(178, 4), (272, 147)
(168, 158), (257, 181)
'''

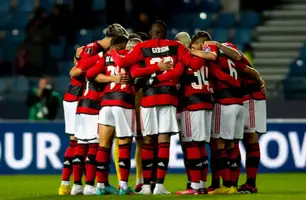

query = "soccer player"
(238, 54), (266, 194)
(86, 35), (136, 195)
(110, 20), (203, 195)
(202, 39), (265, 194)
(176, 32), (213, 195)
(58, 47), (84, 196)
(69, 24), (129, 195)
(112, 37), (145, 192)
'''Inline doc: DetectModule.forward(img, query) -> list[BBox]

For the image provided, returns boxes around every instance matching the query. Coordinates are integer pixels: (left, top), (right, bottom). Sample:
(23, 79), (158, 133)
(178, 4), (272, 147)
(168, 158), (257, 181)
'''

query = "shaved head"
(150, 20), (167, 39)
(175, 32), (191, 48)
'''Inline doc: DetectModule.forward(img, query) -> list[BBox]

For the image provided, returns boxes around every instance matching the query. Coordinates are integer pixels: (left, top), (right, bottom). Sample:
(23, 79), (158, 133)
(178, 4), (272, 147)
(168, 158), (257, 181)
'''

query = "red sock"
(72, 144), (88, 185)
(199, 142), (208, 184)
(141, 143), (154, 184)
(96, 146), (110, 184)
(156, 142), (170, 184)
(246, 143), (260, 187)
(228, 142), (240, 187)
(184, 142), (201, 187)
(216, 149), (231, 187)
(62, 140), (77, 181)
(119, 144), (131, 182)
(85, 143), (98, 186)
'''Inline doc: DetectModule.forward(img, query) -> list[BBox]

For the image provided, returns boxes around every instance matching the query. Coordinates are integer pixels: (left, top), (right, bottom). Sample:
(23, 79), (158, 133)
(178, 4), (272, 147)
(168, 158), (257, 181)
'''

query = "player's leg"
(228, 105), (244, 191)
(135, 136), (144, 192)
(113, 138), (121, 185)
(153, 106), (179, 195)
(59, 101), (78, 195)
(112, 106), (137, 195)
(71, 114), (88, 195)
(134, 90), (144, 192)
(82, 114), (100, 195)
(96, 107), (118, 195)
(239, 99), (265, 193)
(177, 110), (202, 195)
(138, 107), (158, 195)
(210, 104), (235, 194)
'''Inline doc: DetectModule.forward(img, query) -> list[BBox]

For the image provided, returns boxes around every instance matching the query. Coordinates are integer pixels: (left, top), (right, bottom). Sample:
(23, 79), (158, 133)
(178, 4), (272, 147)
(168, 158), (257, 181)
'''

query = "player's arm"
(178, 43), (204, 70)
(212, 41), (242, 61)
(70, 52), (103, 77)
(130, 62), (173, 78)
(110, 43), (143, 67)
(236, 61), (266, 92)
(156, 61), (184, 82)
(189, 43), (218, 61)
(85, 58), (105, 80)
(209, 62), (240, 87)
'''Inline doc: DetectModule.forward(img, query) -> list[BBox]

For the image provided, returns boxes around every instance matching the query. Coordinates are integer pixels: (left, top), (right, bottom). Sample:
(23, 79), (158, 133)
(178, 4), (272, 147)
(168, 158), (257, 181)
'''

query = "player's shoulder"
(118, 49), (129, 55)
(221, 42), (239, 51)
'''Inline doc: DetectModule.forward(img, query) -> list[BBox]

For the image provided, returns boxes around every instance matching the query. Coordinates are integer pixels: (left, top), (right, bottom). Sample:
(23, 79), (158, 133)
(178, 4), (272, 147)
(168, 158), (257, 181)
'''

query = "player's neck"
(97, 38), (110, 50)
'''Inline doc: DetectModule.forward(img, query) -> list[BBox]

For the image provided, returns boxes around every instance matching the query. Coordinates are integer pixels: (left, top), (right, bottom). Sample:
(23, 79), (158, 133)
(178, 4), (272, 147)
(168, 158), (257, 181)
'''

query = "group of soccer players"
(58, 20), (266, 196)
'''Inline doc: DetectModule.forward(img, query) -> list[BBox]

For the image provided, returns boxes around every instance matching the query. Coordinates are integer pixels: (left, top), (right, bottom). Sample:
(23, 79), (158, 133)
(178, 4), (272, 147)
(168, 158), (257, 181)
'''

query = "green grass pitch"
(1, 173), (305, 200)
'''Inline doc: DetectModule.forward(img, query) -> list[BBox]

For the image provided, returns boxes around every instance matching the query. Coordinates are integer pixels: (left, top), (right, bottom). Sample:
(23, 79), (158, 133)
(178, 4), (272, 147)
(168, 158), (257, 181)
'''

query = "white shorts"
(75, 114), (99, 144)
(243, 99), (267, 134)
(140, 106), (179, 136)
(98, 106), (136, 138)
(212, 103), (244, 140)
(63, 101), (78, 135)
(181, 110), (212, 143)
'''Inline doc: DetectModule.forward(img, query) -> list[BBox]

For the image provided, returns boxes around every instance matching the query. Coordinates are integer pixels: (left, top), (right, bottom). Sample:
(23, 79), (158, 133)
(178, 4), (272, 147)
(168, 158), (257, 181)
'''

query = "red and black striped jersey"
(237, 55), (266, 101)
(63, 41), (104, 102)
(180, 57), (213, 111)
(205, 43), (245, 105)
(86, 50), (136, 109)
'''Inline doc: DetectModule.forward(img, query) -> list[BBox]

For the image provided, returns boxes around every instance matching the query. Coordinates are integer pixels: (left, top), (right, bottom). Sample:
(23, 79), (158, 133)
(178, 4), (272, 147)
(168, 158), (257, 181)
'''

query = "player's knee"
(118, 137), (132, 145)
(143, 136), (152, 144)
(70, 136), (77, 141)
(158, 133), (170, 143)
(244, 132), (259, 144)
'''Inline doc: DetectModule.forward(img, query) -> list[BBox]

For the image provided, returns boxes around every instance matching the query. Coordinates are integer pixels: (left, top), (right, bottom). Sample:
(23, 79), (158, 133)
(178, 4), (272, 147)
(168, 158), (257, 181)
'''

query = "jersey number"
(108, 66), (126, 89)
(192, 66), (209, 90)
(228, 59), (238, 80)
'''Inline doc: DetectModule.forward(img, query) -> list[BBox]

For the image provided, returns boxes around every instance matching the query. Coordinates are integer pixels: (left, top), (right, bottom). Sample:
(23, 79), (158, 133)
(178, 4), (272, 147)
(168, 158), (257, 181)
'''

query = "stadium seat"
(16, 0), (35, 11)
(58, 61), (74, 76)
(13, 76), (29, 92)
(92, 0), (106, 11)
(192, 12), (213, 29)
(212, 29), (229, 42)
(1, 42), (19, 62)
(8, 11), (30, 29)
(5, 29), (25, 43)
(76, 29), (93, 45)
(93, 27), (105, 41)
(0, 0), (9, 11)
(201, 0), (220, 12)
(214, 12), (236, 28)
(49, 45), (64, 60)
(168, 13), (195, 29)
(283, 77), (306, 93)
(238, 11), (260, 28)
(0, 11), (8, 29)
(234, 29), (252, 44)
(289, 59), (306, 76)
(299, 44), (306, 60)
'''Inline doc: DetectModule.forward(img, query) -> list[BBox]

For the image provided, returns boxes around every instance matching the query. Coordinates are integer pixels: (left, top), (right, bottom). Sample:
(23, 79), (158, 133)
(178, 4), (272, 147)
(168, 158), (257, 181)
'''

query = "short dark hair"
(191, 31), (212, 44)
(110, 35), (129, 47)
(128, 33), (141, 40)
(105, 23), (129, 38)
(152, 20), (167, 29)
(136, 32), (149, 41)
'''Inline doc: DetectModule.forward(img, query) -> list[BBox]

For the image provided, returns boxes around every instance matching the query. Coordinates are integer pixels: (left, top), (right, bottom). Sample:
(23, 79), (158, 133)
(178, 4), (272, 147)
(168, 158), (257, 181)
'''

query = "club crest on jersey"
(152, 46), (169, 53)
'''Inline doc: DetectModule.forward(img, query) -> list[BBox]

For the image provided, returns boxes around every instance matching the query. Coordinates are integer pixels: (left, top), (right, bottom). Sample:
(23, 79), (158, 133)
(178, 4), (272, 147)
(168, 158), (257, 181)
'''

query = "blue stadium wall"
(0, 120), (305, 174)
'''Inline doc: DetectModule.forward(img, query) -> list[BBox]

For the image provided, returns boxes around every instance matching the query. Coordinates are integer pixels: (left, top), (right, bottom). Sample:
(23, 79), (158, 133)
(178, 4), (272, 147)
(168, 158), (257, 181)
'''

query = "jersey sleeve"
(234, 60), (247, 72)
(85, 58), (105, 79)
(130, 64), (160, 78)
(110, 43), (143, 67)
(177, 43), (203, 70)
(156, 61), (184, 82)
(221, 42), (241, 55)
(76, 54), (102, 70)
(78, 43), (99, 60)
(209, 62), (240, 88)
(203, 43), (218, 56)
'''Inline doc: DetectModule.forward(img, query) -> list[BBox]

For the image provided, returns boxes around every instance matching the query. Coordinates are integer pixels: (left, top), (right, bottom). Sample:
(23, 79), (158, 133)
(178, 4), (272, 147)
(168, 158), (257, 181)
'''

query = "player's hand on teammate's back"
(75, 46), (84, 57)
(113, 73), (130, 84)
(260, 81), (267, 95)
(158, 60), (173, 71)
